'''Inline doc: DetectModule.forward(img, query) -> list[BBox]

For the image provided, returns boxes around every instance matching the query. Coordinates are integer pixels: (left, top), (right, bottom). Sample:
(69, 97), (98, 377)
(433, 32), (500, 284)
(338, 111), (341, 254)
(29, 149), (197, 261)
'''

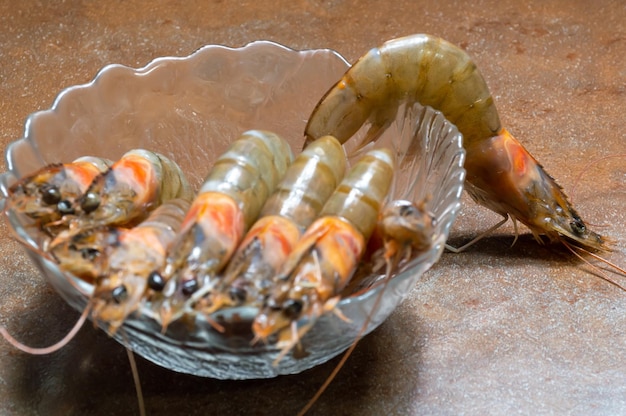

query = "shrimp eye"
(81, 247), (100, 261)
(57, 200), (75, 215)
(41, 185), (61, 205)
(111, 285), (128, 304)
(181, 279), (198, 296)
(80, 192), (100, 213)
(570, 217), (586, 236)
(282, 299), (303, 319)
(147, 271), (166, 291)
(228, 286), (247, 304)
(399, 203), (418, 217)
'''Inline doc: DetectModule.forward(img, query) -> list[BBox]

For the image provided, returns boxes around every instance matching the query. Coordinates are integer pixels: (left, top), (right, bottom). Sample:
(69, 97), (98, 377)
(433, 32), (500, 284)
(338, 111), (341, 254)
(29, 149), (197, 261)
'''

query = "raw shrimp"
(304, 33), (607, 252)
(49, 223), (120, 283)
(153, 130), (294, 327)
(252, 147), (394, 359)
(1, 198), (191, 352)
(48, 198), (189, 331)
(91, 198), (191, 333)
(0, 200), (189, 416)
(193, 135), (347, 315)
(4, 156), (111, 234)
(297, 198), (437, 416)
(53, 149), (193, 242)
(376, 199), (437, 272)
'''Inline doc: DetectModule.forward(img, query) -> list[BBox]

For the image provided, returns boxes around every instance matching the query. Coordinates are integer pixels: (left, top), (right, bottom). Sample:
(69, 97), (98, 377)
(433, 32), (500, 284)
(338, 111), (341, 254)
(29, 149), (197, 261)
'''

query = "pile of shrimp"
(1, 129), (437, 360)
(2, 33), (625, 416)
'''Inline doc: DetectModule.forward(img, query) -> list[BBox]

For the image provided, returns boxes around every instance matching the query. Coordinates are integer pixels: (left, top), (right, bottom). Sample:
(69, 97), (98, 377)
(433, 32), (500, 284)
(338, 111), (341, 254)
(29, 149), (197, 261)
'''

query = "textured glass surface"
(0, 41), (465, 379)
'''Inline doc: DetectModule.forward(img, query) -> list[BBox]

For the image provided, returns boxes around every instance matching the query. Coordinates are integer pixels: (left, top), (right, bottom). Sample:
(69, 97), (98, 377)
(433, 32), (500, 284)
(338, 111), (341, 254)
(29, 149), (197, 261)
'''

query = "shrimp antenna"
(297, 253), (397, 416)
(561, 240), (626, 292)
(0, 304), (90, 355)
(120, 329), (146, 416)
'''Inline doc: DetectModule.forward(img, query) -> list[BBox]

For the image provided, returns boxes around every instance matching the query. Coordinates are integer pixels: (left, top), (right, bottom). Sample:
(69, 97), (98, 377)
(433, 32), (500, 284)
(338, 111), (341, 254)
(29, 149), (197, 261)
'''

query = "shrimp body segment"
(156, 130), (294, 326)
(252, 148), (394, 354)
(196, 135), (347, 314)
(305, 34), (606, 251)
(5, 156), (111, 232)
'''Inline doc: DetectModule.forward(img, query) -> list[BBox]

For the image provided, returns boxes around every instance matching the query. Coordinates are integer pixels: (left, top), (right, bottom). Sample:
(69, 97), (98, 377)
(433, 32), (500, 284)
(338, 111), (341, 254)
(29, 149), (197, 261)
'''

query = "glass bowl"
(0, 40), (465, 379)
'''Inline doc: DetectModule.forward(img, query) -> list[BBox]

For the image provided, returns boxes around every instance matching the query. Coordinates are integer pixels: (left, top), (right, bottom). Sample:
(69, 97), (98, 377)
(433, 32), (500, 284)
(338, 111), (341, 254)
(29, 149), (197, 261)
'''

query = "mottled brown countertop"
(1, 1), (625, 415)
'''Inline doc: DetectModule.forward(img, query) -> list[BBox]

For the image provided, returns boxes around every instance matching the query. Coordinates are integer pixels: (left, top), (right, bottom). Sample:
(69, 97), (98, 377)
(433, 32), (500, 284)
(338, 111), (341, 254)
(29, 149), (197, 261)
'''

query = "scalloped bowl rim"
(5, 40), (350, 177)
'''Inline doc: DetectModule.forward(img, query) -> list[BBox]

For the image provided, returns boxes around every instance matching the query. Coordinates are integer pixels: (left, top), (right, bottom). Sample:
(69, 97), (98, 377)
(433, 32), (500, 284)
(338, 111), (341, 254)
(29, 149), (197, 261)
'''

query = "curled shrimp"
(153, 130), (294, 327)
(4, 156), (111, 234)
(304, 33), (607, 253)
(194, 135), (347, 314)
(252, 147), (394, 360)
(53, 149), (193, 242)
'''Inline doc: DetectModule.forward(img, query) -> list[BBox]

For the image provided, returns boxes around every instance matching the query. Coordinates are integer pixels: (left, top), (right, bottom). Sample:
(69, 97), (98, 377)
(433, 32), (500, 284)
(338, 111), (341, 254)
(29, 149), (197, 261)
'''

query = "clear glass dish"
(0, 40), (465, 379)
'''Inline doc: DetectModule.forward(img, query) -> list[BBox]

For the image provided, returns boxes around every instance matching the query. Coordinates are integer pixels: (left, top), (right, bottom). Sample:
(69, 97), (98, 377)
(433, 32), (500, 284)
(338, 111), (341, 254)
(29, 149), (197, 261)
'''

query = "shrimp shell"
(155, 130), (294, 326)
(252, 147), (394, 355)
(195, 135), (347, 314)
(305, 33), (606, 251)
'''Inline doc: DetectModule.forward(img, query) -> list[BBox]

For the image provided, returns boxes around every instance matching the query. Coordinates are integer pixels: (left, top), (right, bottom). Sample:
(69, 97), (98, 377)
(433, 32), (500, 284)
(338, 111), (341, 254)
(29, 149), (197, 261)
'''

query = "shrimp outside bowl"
(0, 40), (465, 379)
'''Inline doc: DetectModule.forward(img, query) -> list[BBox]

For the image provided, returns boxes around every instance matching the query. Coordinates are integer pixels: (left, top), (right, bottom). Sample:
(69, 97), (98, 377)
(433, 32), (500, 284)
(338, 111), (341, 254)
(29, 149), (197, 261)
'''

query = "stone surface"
(0, 1), (624, 415)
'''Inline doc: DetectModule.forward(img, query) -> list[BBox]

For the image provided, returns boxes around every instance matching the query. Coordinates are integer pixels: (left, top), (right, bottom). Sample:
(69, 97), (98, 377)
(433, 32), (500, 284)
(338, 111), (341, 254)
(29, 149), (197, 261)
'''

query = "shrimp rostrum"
(252, 147), (394, 358)
(305, 33), (607, 252)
